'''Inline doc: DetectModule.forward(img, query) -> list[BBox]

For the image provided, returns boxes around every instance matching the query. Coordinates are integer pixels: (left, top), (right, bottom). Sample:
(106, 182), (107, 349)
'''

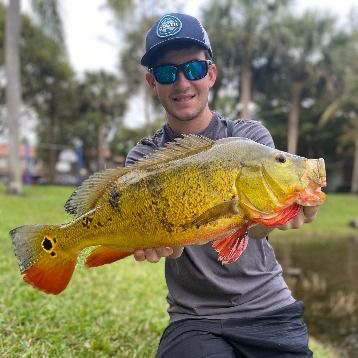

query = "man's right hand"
(133, 247), (184, 263)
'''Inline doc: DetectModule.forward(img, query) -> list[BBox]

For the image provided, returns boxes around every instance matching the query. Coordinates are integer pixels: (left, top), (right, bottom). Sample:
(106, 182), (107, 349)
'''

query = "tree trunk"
(97, 121), (105, 171)
(48, 94), (58, 183)
(240, 58), (252, 119)
(351, 127), (358, 194)
(144, 86), (151, 137)
(5, 0), (22, 194)
(287, 81), (303, 154)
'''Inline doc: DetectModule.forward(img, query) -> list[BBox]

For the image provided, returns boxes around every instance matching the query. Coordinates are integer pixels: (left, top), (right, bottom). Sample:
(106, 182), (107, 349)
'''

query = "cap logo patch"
(156, 15), (182, 38)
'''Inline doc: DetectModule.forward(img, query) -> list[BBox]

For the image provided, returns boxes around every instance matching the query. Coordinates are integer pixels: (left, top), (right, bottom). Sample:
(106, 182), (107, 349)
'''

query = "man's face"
(146, 46), (217, 124)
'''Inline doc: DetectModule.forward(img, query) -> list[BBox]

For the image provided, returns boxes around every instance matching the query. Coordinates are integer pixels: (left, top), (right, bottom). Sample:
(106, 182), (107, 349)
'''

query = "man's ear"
(208, 63), (217, 89)
(145, 71), (156, 90)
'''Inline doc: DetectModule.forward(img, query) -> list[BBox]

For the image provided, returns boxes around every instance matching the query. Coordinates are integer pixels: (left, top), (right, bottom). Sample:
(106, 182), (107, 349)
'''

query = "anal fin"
(85, 246), (131, 268)
(212, 226), (249, 264)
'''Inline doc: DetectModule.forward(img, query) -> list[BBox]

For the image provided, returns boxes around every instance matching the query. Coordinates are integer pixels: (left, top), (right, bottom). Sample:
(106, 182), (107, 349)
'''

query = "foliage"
(318, 19), (358, 192)
(109, 117), (164, 157)
(30, 0), (64, 44)
(106, 0), (187, 131)
(70, 71), (127, 171)
(0, 2), (75, 182)
(203, 0), (292, 118)
(0, 184), (352, 356)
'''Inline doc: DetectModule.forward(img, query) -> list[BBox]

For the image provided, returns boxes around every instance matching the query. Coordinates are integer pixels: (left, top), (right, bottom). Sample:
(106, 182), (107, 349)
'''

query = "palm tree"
(275, 11), (335, 154)
(5, 0), (63, 194)
(319, 24), (358, 193)
(203, 0), (290, 119)
(5, 0), (21, 194)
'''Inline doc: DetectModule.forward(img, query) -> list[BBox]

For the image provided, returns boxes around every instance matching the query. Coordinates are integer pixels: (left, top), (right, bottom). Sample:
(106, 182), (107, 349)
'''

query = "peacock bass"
(10, 135), (326, 295)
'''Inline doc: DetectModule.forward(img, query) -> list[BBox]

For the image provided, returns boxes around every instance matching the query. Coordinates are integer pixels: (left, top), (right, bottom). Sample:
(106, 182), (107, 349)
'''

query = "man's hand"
(248, 205), (320, 238)
(133, 246), (184, 263)
(277, 205), (319, 230)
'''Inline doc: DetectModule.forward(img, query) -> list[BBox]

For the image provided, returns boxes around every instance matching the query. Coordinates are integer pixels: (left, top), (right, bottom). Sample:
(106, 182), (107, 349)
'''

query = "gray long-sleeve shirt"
(126, 112), (294, 322)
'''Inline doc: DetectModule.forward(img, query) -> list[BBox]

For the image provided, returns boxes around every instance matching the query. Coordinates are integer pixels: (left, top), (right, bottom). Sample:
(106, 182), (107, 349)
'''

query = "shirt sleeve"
(232, 120), (275, 149)
(125, 141), (157, 166)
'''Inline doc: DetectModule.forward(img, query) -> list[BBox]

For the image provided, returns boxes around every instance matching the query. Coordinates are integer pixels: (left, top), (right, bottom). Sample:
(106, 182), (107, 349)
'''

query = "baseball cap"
(141, 13), (213, 67)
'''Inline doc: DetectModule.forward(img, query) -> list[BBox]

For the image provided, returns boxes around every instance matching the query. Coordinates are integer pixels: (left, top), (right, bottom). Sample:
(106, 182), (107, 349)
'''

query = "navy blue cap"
(141, 13), (213, 67)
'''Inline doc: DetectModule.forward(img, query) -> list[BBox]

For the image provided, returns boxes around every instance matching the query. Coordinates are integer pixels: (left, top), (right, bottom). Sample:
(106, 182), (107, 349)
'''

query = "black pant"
(157, 301), (312, 358)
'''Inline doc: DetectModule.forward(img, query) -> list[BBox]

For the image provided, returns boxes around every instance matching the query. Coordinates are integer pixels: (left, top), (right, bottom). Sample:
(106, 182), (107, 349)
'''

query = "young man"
(126, 13), (318, 358)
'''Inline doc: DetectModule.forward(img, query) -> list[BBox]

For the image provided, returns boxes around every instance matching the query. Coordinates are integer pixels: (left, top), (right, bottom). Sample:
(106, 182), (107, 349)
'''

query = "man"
(126, 13), (318, 358)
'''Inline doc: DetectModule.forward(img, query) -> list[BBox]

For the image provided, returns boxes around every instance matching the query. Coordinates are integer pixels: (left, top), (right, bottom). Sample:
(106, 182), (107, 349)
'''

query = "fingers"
(303, 205), (319, 223)
(278, 205), (321, 230)
(133, 247), (175, 263)
(170, 246), (184, 259)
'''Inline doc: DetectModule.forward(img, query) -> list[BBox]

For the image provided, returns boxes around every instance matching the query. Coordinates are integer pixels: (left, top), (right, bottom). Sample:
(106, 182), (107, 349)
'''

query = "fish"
(10, 135), (327, 294)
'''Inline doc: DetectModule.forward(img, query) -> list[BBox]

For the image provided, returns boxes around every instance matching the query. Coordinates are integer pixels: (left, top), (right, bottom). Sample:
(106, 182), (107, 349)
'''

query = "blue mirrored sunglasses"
(150, 60), (213, 85)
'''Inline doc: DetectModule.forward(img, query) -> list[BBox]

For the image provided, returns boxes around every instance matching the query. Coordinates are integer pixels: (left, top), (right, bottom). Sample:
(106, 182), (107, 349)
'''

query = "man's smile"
(172, 94), (196, 102)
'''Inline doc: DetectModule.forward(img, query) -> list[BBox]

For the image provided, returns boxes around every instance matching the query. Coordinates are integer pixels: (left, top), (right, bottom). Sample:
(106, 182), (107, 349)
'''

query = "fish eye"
(275, 153), (286, 163)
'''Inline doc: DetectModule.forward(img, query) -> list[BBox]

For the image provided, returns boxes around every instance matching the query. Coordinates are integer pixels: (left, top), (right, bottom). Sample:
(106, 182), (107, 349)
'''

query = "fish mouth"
(297, 158), (327, 206)
(308, 158), (326, 187)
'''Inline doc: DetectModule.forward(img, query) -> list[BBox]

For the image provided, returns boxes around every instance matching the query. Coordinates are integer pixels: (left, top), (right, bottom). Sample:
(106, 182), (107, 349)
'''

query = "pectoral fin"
(85, 246), (131, 268)
(256, 203), (301, 226)
(212, 225), (249, 264)
(191, 197), (241, 228)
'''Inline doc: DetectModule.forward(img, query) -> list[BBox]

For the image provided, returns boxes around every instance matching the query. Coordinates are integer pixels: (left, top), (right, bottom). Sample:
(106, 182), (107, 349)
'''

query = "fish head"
(234, 143), (326, 220)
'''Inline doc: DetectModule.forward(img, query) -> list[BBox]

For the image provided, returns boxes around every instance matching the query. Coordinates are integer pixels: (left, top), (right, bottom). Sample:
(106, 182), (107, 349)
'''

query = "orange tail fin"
(86, 246), (131, 268)
(23, 256), (77, 294)
(10, 224), (77, 295)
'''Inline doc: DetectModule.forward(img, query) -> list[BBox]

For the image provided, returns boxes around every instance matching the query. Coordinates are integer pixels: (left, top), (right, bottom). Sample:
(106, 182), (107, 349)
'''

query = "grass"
(0, 184), (167, 357)
(1, 184), (354, 357)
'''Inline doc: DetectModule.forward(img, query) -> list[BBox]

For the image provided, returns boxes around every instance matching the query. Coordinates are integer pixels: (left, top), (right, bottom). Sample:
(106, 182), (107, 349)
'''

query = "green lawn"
(1, 184), (351, 357)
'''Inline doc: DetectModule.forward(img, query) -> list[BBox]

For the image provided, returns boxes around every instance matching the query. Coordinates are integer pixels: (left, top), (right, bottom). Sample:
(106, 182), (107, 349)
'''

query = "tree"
(319, 20), (358, 193)
(106, 0), (185, 135)
(202, 0), (291, 119)
(270, 11), (336, 154)
(4, 0), (64, 192)
(15, 8), (73, 182)
(5, 0), (22, 194)
(74, 71), (127, 171)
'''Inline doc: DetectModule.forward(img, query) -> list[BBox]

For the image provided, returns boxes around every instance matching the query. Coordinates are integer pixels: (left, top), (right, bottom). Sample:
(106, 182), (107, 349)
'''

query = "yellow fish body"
(10, 135), (326, 294)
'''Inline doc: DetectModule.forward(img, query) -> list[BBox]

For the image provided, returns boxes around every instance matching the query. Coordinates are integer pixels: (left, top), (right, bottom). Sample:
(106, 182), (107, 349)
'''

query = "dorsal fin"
(65, 135), (215, 217)
(64, 167), (131, 216)
(134, 135), (214, 169)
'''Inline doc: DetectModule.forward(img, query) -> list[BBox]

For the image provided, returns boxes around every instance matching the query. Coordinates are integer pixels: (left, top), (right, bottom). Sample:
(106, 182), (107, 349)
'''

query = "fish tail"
(10, 224), (77, 295)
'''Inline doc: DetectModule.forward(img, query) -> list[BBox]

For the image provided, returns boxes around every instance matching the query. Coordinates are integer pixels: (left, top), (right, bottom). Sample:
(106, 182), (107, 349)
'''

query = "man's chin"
(169, 110), (198, 122)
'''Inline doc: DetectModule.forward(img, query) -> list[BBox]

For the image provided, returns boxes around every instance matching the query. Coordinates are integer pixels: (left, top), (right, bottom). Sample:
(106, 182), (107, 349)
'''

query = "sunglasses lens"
(152, 60), (211, 84)
(153, 65), (177, 84)
(184, 61), (208, 80)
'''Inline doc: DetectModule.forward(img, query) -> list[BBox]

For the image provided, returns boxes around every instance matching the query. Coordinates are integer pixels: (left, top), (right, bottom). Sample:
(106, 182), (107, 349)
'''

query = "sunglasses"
(150, 59), (213, 85)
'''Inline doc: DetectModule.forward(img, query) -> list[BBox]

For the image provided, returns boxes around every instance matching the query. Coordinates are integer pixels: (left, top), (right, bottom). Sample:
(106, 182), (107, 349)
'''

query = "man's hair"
(149, 41), (212, 68)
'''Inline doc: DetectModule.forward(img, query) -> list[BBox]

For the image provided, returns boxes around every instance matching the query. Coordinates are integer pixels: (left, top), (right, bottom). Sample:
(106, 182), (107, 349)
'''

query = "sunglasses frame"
(149, 59), (213, 85)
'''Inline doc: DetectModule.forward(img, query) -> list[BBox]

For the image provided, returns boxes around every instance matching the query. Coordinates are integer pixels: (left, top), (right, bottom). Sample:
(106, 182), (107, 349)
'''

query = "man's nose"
(175, 70), (190, 86)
